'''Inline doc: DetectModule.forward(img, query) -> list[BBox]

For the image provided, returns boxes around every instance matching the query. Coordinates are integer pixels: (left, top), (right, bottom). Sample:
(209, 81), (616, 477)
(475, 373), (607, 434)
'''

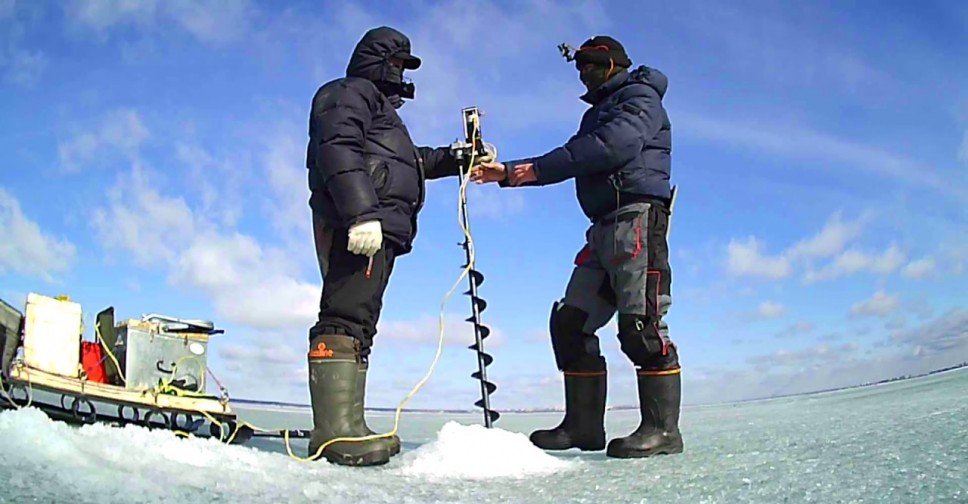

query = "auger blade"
(470, 352), (494, 367)
(466, 325), (491, 340)
(467, 296), (487, 313)
(468, 269), (484, 286)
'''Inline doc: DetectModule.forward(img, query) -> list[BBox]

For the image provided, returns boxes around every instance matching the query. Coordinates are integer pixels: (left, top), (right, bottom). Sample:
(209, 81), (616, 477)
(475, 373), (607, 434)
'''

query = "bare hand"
(470, 160), (506, 184)
(509, 163), (536, 186)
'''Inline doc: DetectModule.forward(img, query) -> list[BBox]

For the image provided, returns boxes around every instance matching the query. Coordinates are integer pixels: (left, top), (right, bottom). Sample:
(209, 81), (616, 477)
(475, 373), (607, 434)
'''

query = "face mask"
(378, 61), (415, 103)
(579, 64), (611, 92)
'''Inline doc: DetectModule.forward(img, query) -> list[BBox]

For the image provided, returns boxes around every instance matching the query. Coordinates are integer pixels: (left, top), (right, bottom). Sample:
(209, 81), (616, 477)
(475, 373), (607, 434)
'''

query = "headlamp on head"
(558, 42), (577, 62)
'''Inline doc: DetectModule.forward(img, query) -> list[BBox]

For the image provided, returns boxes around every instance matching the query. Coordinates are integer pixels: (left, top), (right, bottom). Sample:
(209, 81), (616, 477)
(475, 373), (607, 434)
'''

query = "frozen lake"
(2, 368), (966, 503)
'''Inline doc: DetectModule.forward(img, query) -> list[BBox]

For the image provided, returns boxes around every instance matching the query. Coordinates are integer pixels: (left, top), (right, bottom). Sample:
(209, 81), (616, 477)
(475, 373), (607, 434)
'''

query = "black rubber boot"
(307, 334), (391, 466)
(606, 370), (684, 458)
(529, 371), (607, 451)
(357, 361), (401, 456)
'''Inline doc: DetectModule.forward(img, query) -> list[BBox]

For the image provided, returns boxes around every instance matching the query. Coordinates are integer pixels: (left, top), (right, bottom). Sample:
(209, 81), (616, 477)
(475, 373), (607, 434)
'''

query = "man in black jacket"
(304, 26), (467, 467)
(472, 36), (683, 459)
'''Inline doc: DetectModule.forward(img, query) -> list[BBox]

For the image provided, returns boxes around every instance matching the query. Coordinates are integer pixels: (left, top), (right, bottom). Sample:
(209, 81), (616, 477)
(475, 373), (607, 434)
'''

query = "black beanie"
(574, 36), (632, 69)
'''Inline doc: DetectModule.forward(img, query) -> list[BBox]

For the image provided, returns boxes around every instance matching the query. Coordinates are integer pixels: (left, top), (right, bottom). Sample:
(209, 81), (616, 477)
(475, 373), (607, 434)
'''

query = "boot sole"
(321, 448), (392, 467)
(533, 444), (605, 452)
(531, 435), (605, 452)
(605, 443), (683, 459)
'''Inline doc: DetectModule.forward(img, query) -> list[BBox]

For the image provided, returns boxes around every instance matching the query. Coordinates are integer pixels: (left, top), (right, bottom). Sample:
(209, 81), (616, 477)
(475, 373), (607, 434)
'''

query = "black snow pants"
(309, 210), (396, 359)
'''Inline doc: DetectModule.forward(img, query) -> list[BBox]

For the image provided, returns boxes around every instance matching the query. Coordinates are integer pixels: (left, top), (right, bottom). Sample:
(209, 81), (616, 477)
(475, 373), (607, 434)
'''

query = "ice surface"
(1, 369), (967, 503)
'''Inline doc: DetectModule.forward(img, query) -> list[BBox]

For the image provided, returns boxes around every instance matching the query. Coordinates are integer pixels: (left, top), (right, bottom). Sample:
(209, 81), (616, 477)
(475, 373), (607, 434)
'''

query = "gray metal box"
(0, 298), (23, 377)
(115, 319), (211, 393)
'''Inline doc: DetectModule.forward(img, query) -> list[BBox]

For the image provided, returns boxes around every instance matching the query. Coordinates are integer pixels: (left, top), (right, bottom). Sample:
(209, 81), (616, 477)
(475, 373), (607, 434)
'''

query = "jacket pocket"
(371, 160), (391, 198)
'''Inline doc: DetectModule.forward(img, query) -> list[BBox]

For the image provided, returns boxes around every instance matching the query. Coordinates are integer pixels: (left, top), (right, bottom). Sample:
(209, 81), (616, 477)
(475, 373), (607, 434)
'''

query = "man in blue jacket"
(305, 26), (468, 467)
(472, 36), (683, 459)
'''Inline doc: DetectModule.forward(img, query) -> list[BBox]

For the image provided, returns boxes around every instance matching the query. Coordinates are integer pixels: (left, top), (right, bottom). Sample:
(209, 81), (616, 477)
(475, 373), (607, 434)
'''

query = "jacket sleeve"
(417, 146), (461, 180)
(310, 84), (381, 227)
(529, 86), (664, 186)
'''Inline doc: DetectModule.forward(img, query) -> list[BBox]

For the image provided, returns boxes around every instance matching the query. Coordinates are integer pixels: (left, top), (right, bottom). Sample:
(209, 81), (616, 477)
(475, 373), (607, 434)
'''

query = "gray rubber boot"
(357, 361), (401, 456)
(307, 334), (391, 466)
(606, 370), (684, 458)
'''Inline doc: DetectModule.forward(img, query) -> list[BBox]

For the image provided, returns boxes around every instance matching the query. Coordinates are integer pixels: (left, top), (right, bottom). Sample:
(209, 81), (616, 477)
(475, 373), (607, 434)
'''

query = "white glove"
(347, 220), (382, 257)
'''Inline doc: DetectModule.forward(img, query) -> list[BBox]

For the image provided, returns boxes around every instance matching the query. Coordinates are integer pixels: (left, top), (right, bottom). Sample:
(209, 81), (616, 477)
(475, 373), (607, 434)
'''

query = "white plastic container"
(23, 293), (82, 377)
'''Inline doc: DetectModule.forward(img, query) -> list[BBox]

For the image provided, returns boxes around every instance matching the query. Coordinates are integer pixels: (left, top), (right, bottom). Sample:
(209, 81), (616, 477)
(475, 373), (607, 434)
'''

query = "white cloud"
(163, 0), (255, 45)
(168, 232), (319, 331)
(726, 237), (792, 279)
(58, 108), (149, 172)
(174, 142), (245, 229)
(678, 112), (968, 201)
(803, 244), (906, 284)
(756, 301), (786, 319)
(91, 163), (202, 267)
(685, 309), (968, 405)
(64, 0), (255, 45)
(774, 321), (814, 339)
(748, 342), (859, 369)
(785, 211), (870, 260)
(87, 114), (319, 332)
(849, 290), (900, 318)
(376, 313), (505, 349)
(65, 0), (157, 32)
(2, 46), (47, 87)
(463, 182), (526, 220)
(724, 211), (909, 284)
(901, 257), (937, 280)
(890, 307), (968, 356)
(0, 187), (76, 282)
(260, 127), (312, 243)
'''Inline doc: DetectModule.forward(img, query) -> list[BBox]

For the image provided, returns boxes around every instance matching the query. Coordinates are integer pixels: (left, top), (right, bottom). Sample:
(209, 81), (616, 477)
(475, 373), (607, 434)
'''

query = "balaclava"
(375, 61), (413, 109)
(346, 26), (421, 109)
(573, 36), (632, 92)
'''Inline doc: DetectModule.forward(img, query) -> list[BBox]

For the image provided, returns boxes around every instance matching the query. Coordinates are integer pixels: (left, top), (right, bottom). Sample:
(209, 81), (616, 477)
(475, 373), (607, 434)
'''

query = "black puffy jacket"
(306, 27), (460, 254)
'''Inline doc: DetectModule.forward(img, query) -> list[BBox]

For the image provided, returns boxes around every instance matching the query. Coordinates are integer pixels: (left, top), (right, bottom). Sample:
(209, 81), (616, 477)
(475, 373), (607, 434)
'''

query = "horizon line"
(231, 362), (968, 413)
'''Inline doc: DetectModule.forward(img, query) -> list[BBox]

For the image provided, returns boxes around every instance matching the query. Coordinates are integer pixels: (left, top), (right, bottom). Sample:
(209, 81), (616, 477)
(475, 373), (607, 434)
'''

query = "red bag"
(81, 341), (108, 384)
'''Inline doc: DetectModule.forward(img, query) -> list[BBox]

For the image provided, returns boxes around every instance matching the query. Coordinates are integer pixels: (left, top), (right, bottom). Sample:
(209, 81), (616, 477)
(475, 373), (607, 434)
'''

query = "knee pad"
(616, 313), (675, 369)
(549, 301), (605, 372)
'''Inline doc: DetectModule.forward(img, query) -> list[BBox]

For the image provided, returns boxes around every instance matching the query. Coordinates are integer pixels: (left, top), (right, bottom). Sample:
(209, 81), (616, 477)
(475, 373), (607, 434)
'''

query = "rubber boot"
(606, 369), (684, 458)
(529, 371), (607, 451)
(357, 361), (401, 456)
(307, 334), (391, 466)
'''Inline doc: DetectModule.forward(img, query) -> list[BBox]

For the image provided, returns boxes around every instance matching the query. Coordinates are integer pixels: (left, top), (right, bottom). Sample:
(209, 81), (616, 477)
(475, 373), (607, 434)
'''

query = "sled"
(0, 293), (253, 444)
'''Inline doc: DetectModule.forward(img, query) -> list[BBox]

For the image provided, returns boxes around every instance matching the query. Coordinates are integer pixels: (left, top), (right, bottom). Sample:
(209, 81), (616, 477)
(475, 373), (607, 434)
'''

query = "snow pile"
(398, 421), (577, 480)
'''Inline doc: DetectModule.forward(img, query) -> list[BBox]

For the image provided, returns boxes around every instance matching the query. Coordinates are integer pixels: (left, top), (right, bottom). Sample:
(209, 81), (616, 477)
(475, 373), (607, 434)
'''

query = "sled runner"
(0, 293), (253, 444)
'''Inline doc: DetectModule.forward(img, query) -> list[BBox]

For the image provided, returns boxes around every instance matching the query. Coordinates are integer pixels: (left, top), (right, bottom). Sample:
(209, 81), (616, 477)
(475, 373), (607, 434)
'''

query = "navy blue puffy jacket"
(306, 27), (460, 254)
(502, 65), (672, 221)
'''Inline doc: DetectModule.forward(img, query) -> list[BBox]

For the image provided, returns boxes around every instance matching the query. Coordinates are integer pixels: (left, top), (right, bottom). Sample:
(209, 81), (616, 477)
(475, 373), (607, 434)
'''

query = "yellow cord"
(1, 119), (497, 465)
(95, 321), (126, 384)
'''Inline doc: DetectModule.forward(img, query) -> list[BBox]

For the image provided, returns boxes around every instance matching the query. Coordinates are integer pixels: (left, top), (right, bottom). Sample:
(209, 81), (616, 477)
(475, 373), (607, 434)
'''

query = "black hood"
(346, 26), (421, 82)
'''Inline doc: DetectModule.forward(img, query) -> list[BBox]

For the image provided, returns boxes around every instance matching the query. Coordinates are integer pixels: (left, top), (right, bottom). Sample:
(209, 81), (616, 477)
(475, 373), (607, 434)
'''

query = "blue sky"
(1, 0), (966, 412)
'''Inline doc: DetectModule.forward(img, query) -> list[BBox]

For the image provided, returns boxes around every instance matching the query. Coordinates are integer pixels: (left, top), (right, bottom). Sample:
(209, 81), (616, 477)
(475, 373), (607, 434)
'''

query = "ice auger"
(449, 106), (499, 428)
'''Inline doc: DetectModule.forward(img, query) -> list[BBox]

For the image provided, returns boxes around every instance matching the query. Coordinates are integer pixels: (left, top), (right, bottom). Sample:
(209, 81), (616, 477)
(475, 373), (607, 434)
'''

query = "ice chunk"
(398, 421), (577, 480)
